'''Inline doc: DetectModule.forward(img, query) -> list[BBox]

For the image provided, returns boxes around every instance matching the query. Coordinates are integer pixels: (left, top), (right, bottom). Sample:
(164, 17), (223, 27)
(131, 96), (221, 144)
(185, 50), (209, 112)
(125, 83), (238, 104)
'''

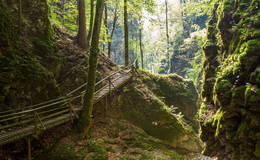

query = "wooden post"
(33, 112), (38, 136)
(108, 77), (111, 96)
(27, 136), (32, 160)
(131, 66), (135, 77)
(105, 95), (108, 113)
(69, 101), (73, 123)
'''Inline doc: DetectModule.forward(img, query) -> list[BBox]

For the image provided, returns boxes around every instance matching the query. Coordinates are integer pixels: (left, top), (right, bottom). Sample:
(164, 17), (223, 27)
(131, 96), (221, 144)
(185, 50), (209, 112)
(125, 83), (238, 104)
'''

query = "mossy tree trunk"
(77, 0), (87, 48)
(86, 0), (95, 50)
(79, 0), (105, 138)
(124, 0), (129, 66)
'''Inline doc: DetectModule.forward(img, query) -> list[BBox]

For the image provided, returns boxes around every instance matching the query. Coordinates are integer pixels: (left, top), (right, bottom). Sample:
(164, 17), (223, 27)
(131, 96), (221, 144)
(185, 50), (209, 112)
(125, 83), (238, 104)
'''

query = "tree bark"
(104, 3), (108, 54)
(86, 0), (95, 50)
(79, 0), (105, 138)
(18, 0), (22, 35)
(165, 0), (170, 73)
(139, 28), (144, 69)
(77, 0), (87, 48)
(108, 5), (118, 58)
(124, 0), (129, 66)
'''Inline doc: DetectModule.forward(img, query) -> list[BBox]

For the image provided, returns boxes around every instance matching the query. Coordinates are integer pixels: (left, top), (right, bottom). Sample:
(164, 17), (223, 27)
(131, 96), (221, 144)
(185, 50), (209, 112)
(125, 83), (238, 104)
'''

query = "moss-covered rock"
(200, 0), (260, 159)
(140, 72), (198, 123)
(0, 4), (61, 111)
(117, 75), (201, 152)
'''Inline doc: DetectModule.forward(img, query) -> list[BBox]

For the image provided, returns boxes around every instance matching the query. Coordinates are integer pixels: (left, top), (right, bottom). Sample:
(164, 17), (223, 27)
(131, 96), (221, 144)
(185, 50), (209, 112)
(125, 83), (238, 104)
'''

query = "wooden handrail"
(0, 58), (138, 145)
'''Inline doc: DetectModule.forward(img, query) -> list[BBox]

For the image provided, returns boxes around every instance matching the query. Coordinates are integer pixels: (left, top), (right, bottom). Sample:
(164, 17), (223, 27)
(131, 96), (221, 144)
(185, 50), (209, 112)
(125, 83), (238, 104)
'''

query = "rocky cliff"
(200, 0), (260, 159)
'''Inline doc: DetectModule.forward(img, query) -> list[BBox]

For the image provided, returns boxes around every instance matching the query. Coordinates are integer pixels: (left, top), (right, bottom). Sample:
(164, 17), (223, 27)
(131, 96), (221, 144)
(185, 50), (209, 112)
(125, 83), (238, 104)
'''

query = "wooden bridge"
(0, 58), (138, 152)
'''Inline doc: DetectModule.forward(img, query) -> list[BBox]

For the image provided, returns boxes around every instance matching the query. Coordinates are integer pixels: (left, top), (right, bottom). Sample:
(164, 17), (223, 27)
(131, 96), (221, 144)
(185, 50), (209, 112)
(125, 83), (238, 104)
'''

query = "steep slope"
(200, 0), (260, 159)
(0, 0), (118, 112)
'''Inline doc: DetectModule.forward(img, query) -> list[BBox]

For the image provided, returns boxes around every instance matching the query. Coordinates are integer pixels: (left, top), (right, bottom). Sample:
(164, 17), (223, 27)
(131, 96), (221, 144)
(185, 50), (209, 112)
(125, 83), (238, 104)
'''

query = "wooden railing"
(0, 58), (138, 145)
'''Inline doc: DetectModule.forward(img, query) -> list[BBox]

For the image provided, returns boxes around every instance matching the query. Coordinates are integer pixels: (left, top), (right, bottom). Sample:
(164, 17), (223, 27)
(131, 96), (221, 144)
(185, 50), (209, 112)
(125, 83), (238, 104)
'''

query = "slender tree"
(86, 0), (95, 50)
(165, 0), (170, 73)
(62, 0), (65, 26)
(18, 0), (22, 35)
(124, 0), (129, 66)
(77, 0), (87, 48)
(139, 28), (144, 69)
(103, 2), (109, 53)
(79, 0), (105, 138)
(108, 3), (118, 58)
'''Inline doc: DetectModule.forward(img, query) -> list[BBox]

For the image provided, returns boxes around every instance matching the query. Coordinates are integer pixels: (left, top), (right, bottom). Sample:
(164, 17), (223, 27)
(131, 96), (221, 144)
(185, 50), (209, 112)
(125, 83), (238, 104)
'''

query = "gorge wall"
(200, 0), (260, 159)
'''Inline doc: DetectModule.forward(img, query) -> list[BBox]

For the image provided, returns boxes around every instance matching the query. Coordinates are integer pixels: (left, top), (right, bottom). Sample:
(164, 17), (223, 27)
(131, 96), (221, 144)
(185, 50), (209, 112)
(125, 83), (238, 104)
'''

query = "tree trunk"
(77, 0), (87, 48)
(165, 0), (170, 73)
(86, 0), (95, 50)
(124, 0), (129, 66)
(79, 0), (105, 138)
(108, 6), (118, 59)
(18, 0), (22, 35)
(104, 3), (108, 55)
(139, 28), (144, 69)
(62, 0), (65, 26)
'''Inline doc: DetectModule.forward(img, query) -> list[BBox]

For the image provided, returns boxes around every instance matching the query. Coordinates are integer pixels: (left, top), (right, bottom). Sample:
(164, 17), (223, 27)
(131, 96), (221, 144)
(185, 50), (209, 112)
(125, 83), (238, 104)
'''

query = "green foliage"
(123, 86), (129, 92)
(86, 140), (109, 160)
(212, 107), (223, 137)
(183, 0), (213, 16)
(199, 102), (208, 116)
(48, 0), (78, 33)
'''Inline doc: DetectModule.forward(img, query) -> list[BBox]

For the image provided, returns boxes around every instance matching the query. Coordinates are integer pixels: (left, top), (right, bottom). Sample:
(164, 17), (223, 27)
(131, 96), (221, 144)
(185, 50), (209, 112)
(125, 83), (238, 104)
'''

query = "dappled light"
(0, 0), (259, 159)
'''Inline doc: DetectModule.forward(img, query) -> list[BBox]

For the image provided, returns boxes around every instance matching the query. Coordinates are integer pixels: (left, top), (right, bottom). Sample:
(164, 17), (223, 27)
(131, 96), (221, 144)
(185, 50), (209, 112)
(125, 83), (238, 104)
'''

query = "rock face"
(0, 0), (60, 111)
(116, 72), (201, 152)
(200, 0), (260, 159)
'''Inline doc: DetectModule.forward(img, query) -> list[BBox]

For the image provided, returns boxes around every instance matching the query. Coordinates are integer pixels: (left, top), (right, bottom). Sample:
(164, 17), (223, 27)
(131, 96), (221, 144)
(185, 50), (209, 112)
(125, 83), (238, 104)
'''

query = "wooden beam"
(28, 136), (31, 160)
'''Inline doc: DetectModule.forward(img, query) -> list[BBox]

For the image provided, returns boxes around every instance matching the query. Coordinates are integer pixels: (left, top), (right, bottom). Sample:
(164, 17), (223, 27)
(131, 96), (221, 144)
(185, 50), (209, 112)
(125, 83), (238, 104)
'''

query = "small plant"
(199, 102), (208, 115)
(123, 86), (129, 92)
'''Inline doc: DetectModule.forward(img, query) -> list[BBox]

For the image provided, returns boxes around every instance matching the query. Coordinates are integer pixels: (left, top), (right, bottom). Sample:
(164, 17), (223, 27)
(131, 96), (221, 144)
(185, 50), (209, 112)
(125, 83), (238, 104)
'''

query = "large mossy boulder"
(115, 72), (201, 152)
(141, 72), (198, 123)
(200, 0), (260, 159)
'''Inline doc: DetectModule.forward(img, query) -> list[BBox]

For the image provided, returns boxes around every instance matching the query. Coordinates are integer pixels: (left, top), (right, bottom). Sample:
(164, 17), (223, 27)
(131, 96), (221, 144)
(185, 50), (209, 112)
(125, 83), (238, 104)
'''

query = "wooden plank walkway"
(0, 68), (134, 146)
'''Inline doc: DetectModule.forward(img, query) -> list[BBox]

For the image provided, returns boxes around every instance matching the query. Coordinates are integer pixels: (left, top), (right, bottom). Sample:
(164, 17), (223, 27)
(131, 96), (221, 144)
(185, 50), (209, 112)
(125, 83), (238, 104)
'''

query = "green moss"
(252, 30), (260, 38)
(254, 142), (260, 158)
(223, 0), (233, 12)
(213, 79), (232, 105)
(86, 140), (108, 160)
(212, 108), (223, 137)
(120, 85), (186, 142)
(199, 102), (208, 116)
(42, 144), (79, 160)
(0, 8), (18, 49)
(250, 68), (260, 85)
(231, 86), (246, 106)
(246, 40), (260, 52)
(245, 84), (260, 105)
(140, 72), (198, 121)
(236, 120), (249, 139)
(200, 0), (260, 158)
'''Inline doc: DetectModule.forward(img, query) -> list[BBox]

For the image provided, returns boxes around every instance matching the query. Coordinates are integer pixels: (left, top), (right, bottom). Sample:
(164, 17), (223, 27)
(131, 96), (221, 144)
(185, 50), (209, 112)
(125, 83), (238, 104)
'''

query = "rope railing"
(0, 57), (138, 144)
